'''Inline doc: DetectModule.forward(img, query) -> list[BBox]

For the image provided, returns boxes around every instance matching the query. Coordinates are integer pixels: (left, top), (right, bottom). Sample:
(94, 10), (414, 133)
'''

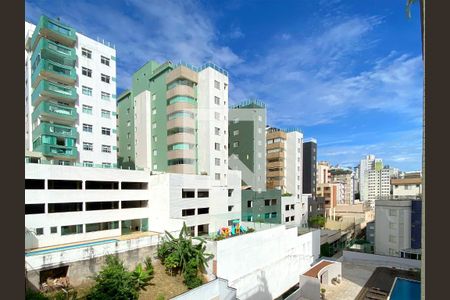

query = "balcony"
(267, 161), (284, 168)
(166, 85), (196, 99)
(31, 59), (77, 88)
(267, 142), (285, 150)
(167, 118), (196, 130)
(34, 144), (78, 160)
(167, 164), (195, 174)
(32, 123), (78, 140)
(166, 66), (198, 85)
(31, 80), (78, 106)
(167, 101), (196, 115)
(28, 15), (77, 51)
(267, 170), (284, 178)
(267, 151), (285, 160)
(167, 133), (196, 145)
(32, 101), (78, 125)
(31, 38), (76, 66)
(167, 149), (196, 160)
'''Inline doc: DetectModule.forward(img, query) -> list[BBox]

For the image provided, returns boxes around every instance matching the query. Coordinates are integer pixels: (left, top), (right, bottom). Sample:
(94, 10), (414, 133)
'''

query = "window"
(48, 202), (83, 213)
(228, 189), (233, 197)
(102, 145), (111, 153)
(215, 173), (221, 180)
(198, 190), (209, 198)
(285, 205), (290, 211)
(182, 209), (195, 217)
(215, 127), (220, 135)
(247, 200), (253, 208)
(215, 158), (221, 166)
(101, 56), (110, 66)
(102, 162), (111, 168)
(214, 143), (220, 151)
(290, 216), (294, 221)
(152, 122), (156, 129)
(86, 221), (119, 233)
(228, 205), (234, 212)
(83, 123), (93, 133)
(182, 189), (195, 198)
(285, 217), (290, 222)
(153, 149), (157, 156)
(152, 94), (156, 101)
(25, 179), (45, 189)
(214, 80), (220, 89)
(101, 127), (111, 136)
(50, 227), (57, 234)
(233, 130), (239, 136)
(265, 199), (271, 206)
(101, 110), (111, 118)
(152, 108), (156, 115)
(82, 86), (92, 96)
(224, 83), (228, 90)
(198, 207), (209, 215)
(389, 209), (396, 216)
(25, 204), (45, 214)
(82, 67), (92, 77)
(215, 112), (220, 120)
(61, 224), (83, 236)
(101, 92), (110, 101)
(233, 141), (239, 148)
(214, 96), (220, 105)
(121, 200), (148, 209)
(83, 161), (93, 167)
(82, 105), (93, 114)
(290, 204), (294, 209)
(83, 142), (93, 151)
(36, 228), (44, 235)
(82, 48), (92, 59)
(101, 74), (110, 83)
(389, 235), (396, 243)
(127, 132), (131, 139)
(271, 199), (277, 205)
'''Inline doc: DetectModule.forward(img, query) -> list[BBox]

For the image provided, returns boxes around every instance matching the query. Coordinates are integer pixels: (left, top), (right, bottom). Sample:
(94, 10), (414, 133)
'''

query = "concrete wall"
(342, 250), (421, 269)
(26, 242), (159, 289)
(172, 278), (236, 300)
(134, 90), (152, 169)
(210, 225), (320, 300)
(299, 275), (320, 300)
(318, 261), (342, 285)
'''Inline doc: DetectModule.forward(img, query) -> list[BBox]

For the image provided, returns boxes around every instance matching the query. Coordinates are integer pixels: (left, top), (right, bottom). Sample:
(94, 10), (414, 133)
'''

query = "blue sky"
(26, 0), (423, 171)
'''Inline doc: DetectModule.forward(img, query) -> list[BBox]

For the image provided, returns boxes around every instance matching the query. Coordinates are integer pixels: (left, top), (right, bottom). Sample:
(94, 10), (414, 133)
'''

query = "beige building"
(330, 169), (354, 204)
(317, 161), (331, 185)
(391, 177), (422, 199)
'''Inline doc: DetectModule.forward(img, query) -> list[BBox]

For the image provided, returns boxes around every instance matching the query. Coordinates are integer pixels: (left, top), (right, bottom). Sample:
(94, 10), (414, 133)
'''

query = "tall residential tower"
(25, 16), (117, 167)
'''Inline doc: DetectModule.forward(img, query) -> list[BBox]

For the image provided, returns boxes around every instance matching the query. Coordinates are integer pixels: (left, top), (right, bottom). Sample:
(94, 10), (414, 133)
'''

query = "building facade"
(25, 16), (117, 167)
(228, 100), (266, 191)
(302, 139), (317, 200)
(374, 199), (422, 257)
(316, 161), (331, 185)
(25, 161), (242, 250)
(391, 177), (422, 199)
(117, 60), (229, 186)
(329, 168), (354, 204)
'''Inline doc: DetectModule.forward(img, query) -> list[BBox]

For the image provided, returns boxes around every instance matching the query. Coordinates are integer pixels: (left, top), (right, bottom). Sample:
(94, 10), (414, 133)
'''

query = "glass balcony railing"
(32, 101), (78, 123)
(31, 79), (78, 105)
(34, 144), (78, 159)
(31, 38), (76, 67)
(32, 122), (78, 140)
(28, 15), (77, 51)
(31, 58), (77, 87)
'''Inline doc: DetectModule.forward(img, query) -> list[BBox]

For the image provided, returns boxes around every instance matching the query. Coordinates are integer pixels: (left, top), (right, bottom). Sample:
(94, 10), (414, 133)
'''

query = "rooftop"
(303, 260), (334, 278)
(391, 178), (422, 185)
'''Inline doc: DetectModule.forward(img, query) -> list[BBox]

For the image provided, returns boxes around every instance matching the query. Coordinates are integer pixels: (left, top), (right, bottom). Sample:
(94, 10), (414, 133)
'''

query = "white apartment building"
(25, 16), (117, 167)
(25, 162), (242, 250)
(367, 168), (391, 205)
(197, 65), (229, 186)
(392, 177), (422, 199)
(375, 200), (412, 257)
(286, 131), (304, 201)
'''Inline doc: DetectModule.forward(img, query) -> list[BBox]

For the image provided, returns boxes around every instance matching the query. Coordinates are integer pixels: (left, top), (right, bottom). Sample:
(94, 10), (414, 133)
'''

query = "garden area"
(25, 223), (214, 300)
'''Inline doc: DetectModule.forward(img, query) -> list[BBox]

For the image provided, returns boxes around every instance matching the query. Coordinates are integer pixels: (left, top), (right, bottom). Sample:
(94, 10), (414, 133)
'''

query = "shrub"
(25, 289), (49, 300)
(87, 255), (153, 300)
(144, 256), (154, 276)
(183, 259), (203, 289)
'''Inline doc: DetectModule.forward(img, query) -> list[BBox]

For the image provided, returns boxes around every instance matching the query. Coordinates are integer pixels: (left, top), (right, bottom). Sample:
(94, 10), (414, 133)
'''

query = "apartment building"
(25, 16), (117, 167)
(391, 177), (422, 199)
(303, 139), (317, 200)
(266, 127), (303, 197)
(117, 60), (229, 186)
(317, 161), (331, 184)
(367, 168), (392, 204)
(316, 183), (339, 214)
(374, 198), (422, 258)
(25, 161), (242, 250)
(330, 168), (354, 204)
(228, 99), (266, 191)
(359, 155), (381, 201)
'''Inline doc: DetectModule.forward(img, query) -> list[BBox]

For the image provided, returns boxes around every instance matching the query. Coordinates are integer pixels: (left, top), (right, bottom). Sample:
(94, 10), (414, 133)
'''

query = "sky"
(25, 0), (423, 171)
